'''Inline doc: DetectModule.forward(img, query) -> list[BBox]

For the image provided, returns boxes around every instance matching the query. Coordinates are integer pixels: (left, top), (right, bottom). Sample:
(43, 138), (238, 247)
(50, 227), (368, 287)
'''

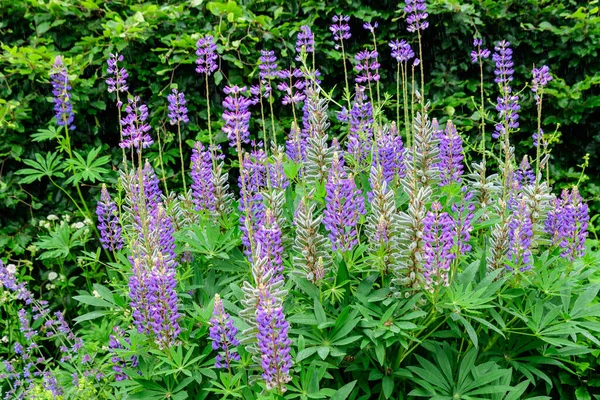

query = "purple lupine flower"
(296, 25), (314, 61)
(146, 254), (181, 348)
(493, 94), (520, 140)
(222, 85), (252, 147)
(255, 210), (285, 283)
(363, 21), (379, 32)
(195, 35), (219, 75)
(323, 153), (366, 251)
(209, 294), (240, 369)
(120, 96), (153, 151)
(438, 120), (464, 186)
(259, 50), (279, 81)
(493, 40), (515, 87)
(256, 292), (292, 392)
(106, 53), (129, 95)
(286, 123), (306, 163)
(0, 260), (34, 304)
(167, 88), (189, 125)
(190, 142), (215, 212)
(330, 15), (351, 50)
(422, 202), (455, 288)
(531, 65), (552, 103)
(109, 326), (139, 381)
(355, 50), (380, 83)
(452, 188), (475, 254)
(50, 55), (75, 130)
(389, 39), (414, 63)
(471, 38), (491, 63)
(340, 86), (374, 165)
(404, 0), (429, 32)
(97, 184), (123, 251)
(250, 81), (273, 104)
(507, 198), (533, 271)
(514, 156), (535, 186)
(373, 129), (405, 186)
(277, 68), (306, 105)
(269, 155), (290, 190)
(546, 188), (589, 260)
(239, 149), (268, 256)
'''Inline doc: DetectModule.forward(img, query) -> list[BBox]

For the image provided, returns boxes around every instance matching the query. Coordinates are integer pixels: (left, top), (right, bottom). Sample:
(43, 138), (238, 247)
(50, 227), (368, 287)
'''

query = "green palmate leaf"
(16, 151), (65, 183)
(64, 147), (111, 185)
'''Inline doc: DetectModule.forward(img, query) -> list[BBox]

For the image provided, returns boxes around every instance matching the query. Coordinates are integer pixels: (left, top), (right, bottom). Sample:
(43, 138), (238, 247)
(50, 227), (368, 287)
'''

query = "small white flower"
(63, 215), (71, 222)
(71, 222), (85, 229)
(6, 264), (17, 275)
(47, 214), (58, 221)
(1, 336), (7, 343)
(93, 290), (101, 298)
(84, 218), (93, 226)
(48, 271), (58, 281)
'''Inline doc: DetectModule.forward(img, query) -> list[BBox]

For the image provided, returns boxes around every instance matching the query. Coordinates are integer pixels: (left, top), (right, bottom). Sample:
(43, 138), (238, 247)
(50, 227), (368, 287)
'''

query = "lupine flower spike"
(209, 294), (240, 369)
(50, 55), (75, 131)
(97, 184), (124, 251)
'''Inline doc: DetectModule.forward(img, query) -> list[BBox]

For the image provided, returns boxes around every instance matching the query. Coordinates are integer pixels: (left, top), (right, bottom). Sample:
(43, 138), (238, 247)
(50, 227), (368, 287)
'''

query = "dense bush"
(1, 0), (600, 399)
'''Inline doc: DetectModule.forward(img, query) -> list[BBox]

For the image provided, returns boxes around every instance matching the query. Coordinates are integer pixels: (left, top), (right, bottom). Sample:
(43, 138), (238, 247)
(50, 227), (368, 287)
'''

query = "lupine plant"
(2, 2), (600, 399)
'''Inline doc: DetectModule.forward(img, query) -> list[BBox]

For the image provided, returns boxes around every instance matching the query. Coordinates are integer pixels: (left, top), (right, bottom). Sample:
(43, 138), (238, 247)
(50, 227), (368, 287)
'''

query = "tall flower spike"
(190, 142), (216, 212)
(341, 86), (374, 167)
(546, 188), (589, 260)
(531, 65), (552, 103)
(106, 53), (129, 94)
(389, 39), (414, 62)
(323, 152), (366, 251)
(97, 184), (124, 251)
(50, 55), (75, 130)
(120, 97), (153, 152)
(195, 35), (219, 75)
(422, 201), (455, 288)
(255, 209), (285, 283)
(355, 50), (380, 83)
(210, 294), (240, 369)
(438, 120), (464, 186)
(296, 25), (314, 61)
(404, 0), (429, 32)
(452, 187), (476, 254)
(507, 198), (533, 271)
(256, 292), (292, 392)
(167, 88), (189, 125)
(222, 85), (252, 147)
(493, 41), (519, 140)
(277, 68), (306, 105)
(259, 50), (279, 81)
(330, 15), (351, 50)
(373, 126), (406, 187)
(471, 38), (491, 64)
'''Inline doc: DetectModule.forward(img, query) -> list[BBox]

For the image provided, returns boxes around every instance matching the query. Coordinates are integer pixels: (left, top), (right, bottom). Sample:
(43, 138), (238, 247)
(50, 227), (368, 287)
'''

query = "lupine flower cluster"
(404, 0), (429, 32)
(422, 202), (455, 288)
(330, 15), (351, 49)
(209, 294), (240, 369)
(195, 35), (219, 75)
(296, 25), (315, 60)
(492, 40), (520, 140)
(120, 97), (154, 151)
(471, 39), (491, 63)
(341, 86), (374, 165)
(546, 188), (589, 260)
(222, 85), (253, 147)
(167, 88), (189, 125)
(106, 53), (129, 95)
(437, 120), (464, 186)
(97, 184), (124, 251)
(355, 50), (380, 83)
(108, 326), (139, 381)
(50, 56), (76, 130)
(390, 39), (415, 63)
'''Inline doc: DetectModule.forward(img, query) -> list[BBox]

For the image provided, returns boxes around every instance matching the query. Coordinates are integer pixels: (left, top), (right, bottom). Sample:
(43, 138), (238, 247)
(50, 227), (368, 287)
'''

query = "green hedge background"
(1, 0), (599, 257)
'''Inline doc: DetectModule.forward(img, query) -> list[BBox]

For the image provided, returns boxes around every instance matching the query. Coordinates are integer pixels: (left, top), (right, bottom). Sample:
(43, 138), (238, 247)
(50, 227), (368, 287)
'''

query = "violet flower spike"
(190, 142), (216, 212)
(404, 0), (429, 32)
(277, 68), (306, 105)
(96, 184), (124, 251)
(389, 39), (414, 63)
(50, 55), (76, 131)
(532, 65), (552, 147)
(471, 38), (491, 63)
(106, 53), (129, 94)
(438, 120), (464, 186)
(119, 96), (153, 152)
(330, 15), (351, 50)
(222, 85), (252, 147)
(259, 50), (279, 81)
(492, 40), (519, 140)
(209, 294), (240, 369)
(195, 35), (219, 75)
(167, 88), (189, 125)
(507, 198), (533, 271)
(546, 188), (589, 260)
(256, 292), (292, 392)
(422, 202), (455, 288)
(355, 50), (380, 83)
(363, 21), (378, 32)
(296, 25), (315, 61)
